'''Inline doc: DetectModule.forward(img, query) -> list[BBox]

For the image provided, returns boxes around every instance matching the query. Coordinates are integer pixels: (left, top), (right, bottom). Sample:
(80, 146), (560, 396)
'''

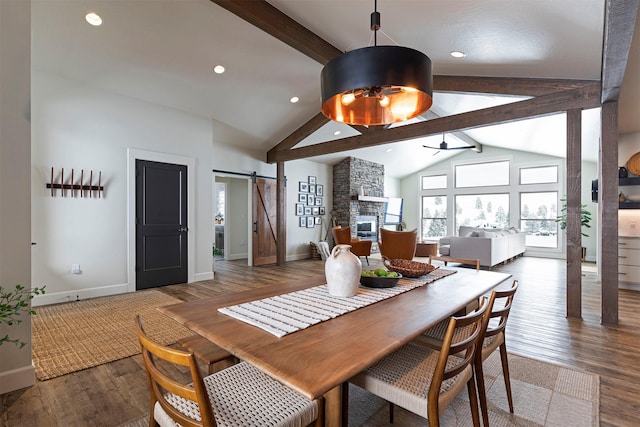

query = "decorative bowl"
(383, 258), (437, 278)
(360, 273), (402, 288)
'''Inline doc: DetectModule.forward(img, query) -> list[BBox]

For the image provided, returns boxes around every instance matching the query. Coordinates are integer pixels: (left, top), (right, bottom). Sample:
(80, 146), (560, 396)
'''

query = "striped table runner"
(218, 269), (456, 337)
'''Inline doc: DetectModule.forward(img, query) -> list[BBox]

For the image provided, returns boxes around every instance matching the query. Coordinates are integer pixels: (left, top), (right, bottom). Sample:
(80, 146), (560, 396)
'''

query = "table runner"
(218, 269), (456, 337)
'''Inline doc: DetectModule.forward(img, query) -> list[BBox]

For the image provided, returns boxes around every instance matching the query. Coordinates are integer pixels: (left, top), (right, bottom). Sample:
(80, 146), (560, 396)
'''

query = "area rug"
(119, 352), (599, 427)
(32, 290), (193, 380)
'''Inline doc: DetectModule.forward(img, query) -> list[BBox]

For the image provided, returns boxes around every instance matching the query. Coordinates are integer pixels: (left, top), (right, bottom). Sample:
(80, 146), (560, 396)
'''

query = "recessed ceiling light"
(385, 148), (393, 153)
(333, 130), (341, 136)
(213, 65), (225, 74)
(85, 12), (102, 26)
(450, 51), (466, 58)
(290, 96), (300, 103)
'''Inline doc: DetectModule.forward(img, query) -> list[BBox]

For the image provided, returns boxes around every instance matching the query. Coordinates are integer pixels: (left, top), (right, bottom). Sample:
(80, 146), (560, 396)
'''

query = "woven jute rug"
(32, 290), (193, 380)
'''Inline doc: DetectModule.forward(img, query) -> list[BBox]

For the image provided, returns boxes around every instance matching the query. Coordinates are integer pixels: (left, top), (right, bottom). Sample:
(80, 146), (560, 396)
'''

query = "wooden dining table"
(159, 267), (512, 426)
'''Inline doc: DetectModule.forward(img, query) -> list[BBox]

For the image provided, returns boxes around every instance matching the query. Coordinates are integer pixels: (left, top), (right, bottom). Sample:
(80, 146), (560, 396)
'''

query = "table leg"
(323, 384), (345, 427)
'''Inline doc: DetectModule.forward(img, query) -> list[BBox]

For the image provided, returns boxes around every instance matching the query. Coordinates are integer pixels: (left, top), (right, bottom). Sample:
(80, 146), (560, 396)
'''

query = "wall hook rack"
(46, 167), (104, 198)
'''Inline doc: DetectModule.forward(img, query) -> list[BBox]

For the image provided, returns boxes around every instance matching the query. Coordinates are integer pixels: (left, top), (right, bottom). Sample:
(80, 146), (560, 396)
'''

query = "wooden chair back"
(134, 315), (216, 427)
(378, 228), (418, 260)
(429, 255), (481, 270)
(428, 297), (490, 422)
(484, 280), (518, 341)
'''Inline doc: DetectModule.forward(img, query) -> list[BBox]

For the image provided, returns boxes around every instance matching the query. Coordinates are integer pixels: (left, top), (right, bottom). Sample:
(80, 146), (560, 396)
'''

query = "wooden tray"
(627, 152), (640, 176)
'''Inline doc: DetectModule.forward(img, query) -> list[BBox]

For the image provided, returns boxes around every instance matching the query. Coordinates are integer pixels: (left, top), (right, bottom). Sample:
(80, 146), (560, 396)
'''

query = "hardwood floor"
(1, 256), (639, 426)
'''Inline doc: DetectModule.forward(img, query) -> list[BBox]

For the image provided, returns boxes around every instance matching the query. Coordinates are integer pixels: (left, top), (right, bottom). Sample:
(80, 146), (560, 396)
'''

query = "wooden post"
(600, 101), (619, 325)
(276, 162), (287, 265)
(566, 108), (582, 319)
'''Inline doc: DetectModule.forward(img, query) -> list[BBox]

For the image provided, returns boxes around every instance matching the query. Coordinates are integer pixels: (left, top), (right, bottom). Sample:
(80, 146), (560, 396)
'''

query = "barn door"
(135, 160), (188, 289)
(252, 177), (277, 266)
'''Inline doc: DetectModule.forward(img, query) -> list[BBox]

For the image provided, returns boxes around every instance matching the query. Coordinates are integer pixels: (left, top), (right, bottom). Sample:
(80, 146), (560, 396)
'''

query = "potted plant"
(556, 198), (592, 260)
(0, 284), (45, 348)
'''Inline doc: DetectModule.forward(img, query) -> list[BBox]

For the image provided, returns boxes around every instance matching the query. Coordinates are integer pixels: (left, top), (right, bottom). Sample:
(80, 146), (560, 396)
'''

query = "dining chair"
(176, 334), (238, 375)
(418, 280), (519, 427)
(429, 255), (481, 270)
(134, 315), (323, 427)
(378, 228), (418, 260)
(331, 225), (372, 264)
(349, 297), (490, 427)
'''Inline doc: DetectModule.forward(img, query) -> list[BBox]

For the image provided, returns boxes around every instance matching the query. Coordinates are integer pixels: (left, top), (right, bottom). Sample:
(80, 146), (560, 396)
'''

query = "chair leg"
(500, 343), (514, 413)
(389, 402), (394, 424)
(365, 256), (369, 265)
(467, 377), (481, 427)
(475, 359), (490, 427)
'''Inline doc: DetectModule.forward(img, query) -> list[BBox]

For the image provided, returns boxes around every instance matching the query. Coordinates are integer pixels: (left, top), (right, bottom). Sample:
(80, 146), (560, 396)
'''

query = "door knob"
(177, 226), (189, 232)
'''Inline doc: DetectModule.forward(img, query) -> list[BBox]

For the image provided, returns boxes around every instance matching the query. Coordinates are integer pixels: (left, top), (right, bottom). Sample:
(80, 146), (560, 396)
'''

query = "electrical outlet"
(71, 264), (81, 274)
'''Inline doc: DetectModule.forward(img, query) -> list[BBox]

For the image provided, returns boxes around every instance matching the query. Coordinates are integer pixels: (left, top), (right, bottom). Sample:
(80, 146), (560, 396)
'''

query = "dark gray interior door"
(136, 160), (188, 290)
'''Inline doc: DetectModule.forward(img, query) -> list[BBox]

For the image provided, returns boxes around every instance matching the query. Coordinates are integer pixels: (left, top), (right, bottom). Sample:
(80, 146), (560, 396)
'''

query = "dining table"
(159, 267), (512, 426)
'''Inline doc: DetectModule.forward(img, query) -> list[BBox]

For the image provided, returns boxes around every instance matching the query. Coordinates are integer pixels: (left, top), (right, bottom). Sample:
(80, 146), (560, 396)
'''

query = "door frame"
(127, 148), (195, 292)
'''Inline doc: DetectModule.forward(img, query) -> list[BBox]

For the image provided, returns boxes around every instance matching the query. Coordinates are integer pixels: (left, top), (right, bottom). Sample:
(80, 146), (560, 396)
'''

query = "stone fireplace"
(332, 157), (386, 250)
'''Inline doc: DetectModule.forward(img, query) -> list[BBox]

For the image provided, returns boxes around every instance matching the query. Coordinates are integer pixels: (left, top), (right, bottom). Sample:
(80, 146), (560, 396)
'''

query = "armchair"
(331, 226), (372, 265)
(378, 228), (418, 260)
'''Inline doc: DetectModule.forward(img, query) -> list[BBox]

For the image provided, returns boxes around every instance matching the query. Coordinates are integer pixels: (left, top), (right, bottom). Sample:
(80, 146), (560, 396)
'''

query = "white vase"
(325, 244), (362, 297)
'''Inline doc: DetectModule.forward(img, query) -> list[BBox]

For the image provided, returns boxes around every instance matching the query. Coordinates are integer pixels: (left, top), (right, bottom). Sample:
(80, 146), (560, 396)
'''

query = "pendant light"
(320, 1), (433, 126)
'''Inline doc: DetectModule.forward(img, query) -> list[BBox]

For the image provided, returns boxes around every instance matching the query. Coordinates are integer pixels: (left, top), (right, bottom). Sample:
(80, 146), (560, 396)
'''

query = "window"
(421, 196), (447, 239)
(421, 174), (447, 190)
(520, 166), (558, 184)
(455, 194), (510, 230)
(520, 192), (558, 248)
(456, 161), (509, 188)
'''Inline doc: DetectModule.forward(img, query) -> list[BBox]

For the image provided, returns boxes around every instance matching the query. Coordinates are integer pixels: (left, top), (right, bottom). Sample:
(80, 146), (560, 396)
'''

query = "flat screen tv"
(383, 197), (403, 224)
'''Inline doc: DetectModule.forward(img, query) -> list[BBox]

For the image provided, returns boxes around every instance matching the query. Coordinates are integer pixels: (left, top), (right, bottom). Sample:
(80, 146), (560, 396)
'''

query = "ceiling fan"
(423, 134), (476, 151)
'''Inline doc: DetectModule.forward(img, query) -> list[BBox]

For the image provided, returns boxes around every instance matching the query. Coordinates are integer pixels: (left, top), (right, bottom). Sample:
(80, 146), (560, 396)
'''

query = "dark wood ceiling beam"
(210, 0), (342, 65)
(434, 76), (599, 96)
(600, 0), (640, 103)
(268, 84), (601, 163)
(268, 113), (329, 154)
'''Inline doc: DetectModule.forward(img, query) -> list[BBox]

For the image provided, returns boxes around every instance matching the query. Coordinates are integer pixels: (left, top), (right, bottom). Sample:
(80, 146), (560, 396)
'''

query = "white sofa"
(438, 226), (526, 268)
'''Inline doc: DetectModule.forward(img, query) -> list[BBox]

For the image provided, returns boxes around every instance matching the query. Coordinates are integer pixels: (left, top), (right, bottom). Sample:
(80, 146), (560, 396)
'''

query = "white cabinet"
(619, 237), (640, 288)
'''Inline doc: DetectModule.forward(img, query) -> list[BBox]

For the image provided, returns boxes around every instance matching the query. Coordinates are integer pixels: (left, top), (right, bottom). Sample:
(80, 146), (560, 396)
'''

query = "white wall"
(399, 145), (599, 261)
(0, 0), (34, 394)
(31, 71), (213, 305)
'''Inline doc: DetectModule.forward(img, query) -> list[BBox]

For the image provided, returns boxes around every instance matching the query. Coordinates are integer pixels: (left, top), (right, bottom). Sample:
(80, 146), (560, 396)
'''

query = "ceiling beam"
(267, 83), (601, 163)
(433, 76), (598, 97)
(601, 0), (640, 103)
(210, 0), (342, 65)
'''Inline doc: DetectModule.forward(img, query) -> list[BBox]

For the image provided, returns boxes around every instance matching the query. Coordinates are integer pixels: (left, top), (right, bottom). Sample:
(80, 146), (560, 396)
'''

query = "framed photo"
(304, 206), (312, 215)
(298, 193), (307, 203)
(308, 176), (317, 184)
(309, 184), (316, 194)
(295, 203), (304, 216)
(316, 184), (323, 196)
(307, 194), (315, 205)
(312, 207), (319, 215)
(306, 216), (314, 228)
(315, 217), (321, 225)
(299, 181), (308, 192)
(299, 217), (306, 227)
(320, 207), (326, 215)
(315, 197), (322, 206)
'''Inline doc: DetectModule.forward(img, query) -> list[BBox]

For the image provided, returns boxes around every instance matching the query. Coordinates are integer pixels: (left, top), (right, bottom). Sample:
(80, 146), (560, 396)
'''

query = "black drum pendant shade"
(321, 45), (433, 125)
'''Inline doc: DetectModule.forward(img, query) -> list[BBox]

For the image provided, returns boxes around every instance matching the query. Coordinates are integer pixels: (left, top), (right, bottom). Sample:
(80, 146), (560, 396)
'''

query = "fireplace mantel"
(351, 195), (388, 203)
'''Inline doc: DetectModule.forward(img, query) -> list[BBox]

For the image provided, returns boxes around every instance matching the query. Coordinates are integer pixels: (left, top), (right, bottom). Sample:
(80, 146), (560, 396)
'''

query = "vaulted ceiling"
(32, 0), (640, 178)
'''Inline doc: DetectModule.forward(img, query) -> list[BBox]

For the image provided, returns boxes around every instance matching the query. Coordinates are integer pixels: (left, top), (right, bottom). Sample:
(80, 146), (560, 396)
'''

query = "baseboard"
(619, 282), (640, 291)
(287, 253), (313, 261)
(193, 272), (213, 282)
(226, 253), (248, 261)
(32, 283), (129, 307)
(0, 363), (35, 395)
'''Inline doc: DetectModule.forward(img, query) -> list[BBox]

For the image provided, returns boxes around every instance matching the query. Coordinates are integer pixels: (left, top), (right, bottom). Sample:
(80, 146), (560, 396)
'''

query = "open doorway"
(213, 175), (250, 265)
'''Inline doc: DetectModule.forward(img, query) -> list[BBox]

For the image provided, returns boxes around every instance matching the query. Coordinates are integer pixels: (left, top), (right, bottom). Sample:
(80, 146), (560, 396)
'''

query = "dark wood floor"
(1, 256), (639, 426)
